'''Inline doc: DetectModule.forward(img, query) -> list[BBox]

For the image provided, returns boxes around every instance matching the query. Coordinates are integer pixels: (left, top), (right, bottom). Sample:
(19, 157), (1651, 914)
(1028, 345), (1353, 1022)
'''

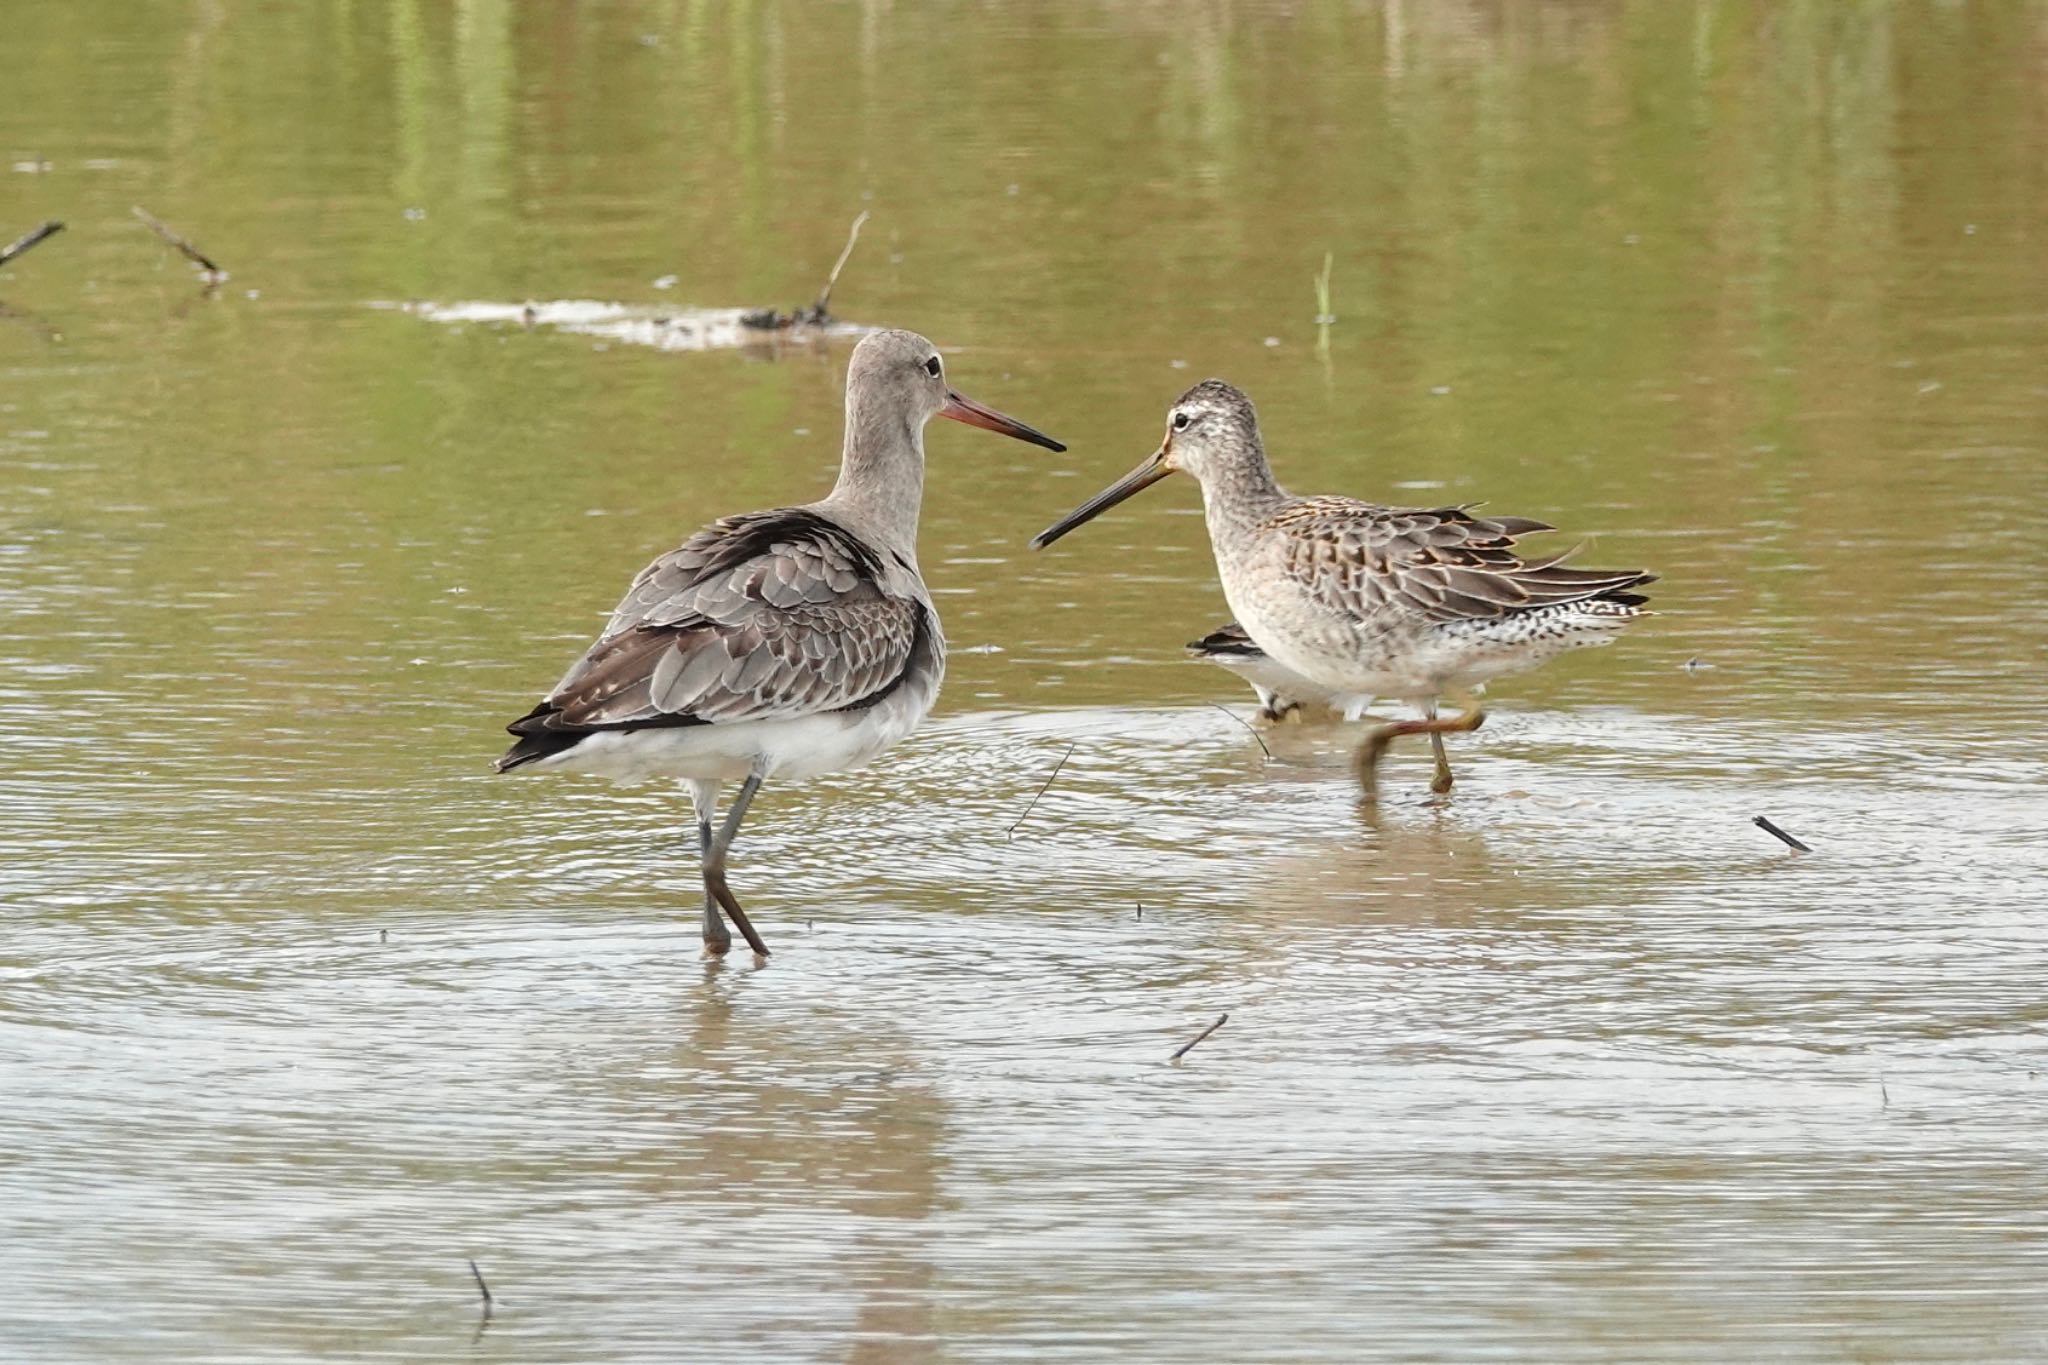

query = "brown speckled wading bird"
(497, 329), (1064, 956)
(1033, 380), (1653, 799)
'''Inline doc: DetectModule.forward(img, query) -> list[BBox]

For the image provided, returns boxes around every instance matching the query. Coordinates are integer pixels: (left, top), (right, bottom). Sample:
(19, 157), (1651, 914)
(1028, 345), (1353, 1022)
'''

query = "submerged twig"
(0, 220), (63, 269)
(1205, 702), (1272, 762)
(1753, 815), (1811, 853)
(1006, 740), (1077, 840)
(1312, 251), (1335, 325)
(132, 206), (228, 282)
(467, 1258), (494, 1313)
(740, 210), (869, 331)
(1169, 1013), (1229, 1062)
(1313, 251), (1335, 386)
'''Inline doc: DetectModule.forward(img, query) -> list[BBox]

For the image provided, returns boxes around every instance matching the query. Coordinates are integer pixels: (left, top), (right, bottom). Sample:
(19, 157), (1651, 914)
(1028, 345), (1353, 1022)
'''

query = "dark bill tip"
(1029, 451), (1172, 550)
(941, 389), (1066, 452)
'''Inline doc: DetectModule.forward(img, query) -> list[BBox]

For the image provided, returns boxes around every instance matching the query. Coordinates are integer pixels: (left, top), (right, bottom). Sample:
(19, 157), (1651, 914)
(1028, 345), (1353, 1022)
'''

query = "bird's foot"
(701, 904), (733, 956)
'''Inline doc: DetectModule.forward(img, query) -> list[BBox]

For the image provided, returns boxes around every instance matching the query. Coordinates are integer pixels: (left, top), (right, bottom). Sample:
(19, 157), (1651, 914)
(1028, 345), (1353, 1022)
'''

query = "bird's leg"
(688, 781), (731, 955)
(1447, 693), (1486, 787)
(1425, 699), (1452, 795)
(1253, 685), (1297, 724)
(1354, 699), (1487, 801)
(1425, 694), (1485, 794)
(702, 770), (771, 958)
(1354, 722), (1403, 803)
(696, 817), (731, 954)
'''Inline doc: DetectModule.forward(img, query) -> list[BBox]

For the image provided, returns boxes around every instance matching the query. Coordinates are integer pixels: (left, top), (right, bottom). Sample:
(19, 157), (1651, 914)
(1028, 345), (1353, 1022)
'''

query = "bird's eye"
(1171, 411), (1192, 432)
(924, 356), (942, 377)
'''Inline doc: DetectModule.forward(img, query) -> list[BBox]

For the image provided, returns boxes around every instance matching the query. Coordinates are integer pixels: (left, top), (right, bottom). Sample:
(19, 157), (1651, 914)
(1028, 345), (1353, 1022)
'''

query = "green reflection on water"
(5, 4), (2048, 1360)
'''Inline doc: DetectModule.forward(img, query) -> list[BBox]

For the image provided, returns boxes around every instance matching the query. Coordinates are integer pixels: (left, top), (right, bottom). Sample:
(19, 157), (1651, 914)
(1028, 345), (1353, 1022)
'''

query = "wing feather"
(500, 507), (930, 766)
(1271, 496), (1655, 627)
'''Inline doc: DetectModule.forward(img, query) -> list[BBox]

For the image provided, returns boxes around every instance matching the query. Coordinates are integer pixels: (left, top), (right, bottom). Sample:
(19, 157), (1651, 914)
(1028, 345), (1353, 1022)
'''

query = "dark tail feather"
(1187, 622), (1262, 658)
(495, 704), (582, 772)
(1599, 571), (1657, 609)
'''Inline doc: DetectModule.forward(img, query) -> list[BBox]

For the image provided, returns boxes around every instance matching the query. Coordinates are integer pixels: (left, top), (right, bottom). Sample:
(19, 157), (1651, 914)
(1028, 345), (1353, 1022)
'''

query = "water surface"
(4, 3), (2047, 1361)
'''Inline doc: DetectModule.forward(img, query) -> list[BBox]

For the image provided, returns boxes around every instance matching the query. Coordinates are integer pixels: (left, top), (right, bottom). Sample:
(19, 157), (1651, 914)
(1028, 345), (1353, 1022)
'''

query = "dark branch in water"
(1006, 740), (1077, 841)
(1753, 815), (1811, 853)
(468, 1258), (494, 1311)
(740, 210), (870, 331)
(0, 220), (63, 269)
(132, 206), (228, 282)
(1205, 702), (1272, 762)
(1170, 1013), (1229, 1062)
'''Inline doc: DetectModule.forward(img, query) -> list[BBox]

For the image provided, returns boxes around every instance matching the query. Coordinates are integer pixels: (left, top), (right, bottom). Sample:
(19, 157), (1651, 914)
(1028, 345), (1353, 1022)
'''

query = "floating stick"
(132, 206), (228, 282)
(1752, 815), (1811, 853)
(810, 210), (870, 319)
(0, 220), (63, 269)
(1006, 740), (1077, 840)
(1170, 1013), (1229, 1062)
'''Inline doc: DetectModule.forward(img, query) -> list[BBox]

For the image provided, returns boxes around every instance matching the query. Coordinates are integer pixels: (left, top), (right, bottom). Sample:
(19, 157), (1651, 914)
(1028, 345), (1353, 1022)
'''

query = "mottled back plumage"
(498, 508), (935, 770)
(1267, 497), (1651, 631)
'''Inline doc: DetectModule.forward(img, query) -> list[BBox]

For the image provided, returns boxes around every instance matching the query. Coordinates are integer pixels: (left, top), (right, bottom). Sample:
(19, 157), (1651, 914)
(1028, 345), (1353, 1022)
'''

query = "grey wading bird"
(1186, 622), (1375, 723)
(1032, 380), (1653, 798)
(497, 329), (1065, 955)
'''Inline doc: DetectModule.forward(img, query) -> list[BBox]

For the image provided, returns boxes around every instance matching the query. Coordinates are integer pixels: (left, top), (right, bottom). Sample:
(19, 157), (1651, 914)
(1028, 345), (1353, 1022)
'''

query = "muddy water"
(4, 3), (2048, 1361)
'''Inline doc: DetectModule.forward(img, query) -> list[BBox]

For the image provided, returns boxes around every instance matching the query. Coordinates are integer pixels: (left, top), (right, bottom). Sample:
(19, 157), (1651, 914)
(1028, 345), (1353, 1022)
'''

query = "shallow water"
(5, 2), (2048, 1361)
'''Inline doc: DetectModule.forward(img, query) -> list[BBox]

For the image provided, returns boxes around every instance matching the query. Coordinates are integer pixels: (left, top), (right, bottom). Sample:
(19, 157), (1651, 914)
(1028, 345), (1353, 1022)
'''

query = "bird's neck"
(825, 398), (925, 554)
(1198, 445), (1287, 542)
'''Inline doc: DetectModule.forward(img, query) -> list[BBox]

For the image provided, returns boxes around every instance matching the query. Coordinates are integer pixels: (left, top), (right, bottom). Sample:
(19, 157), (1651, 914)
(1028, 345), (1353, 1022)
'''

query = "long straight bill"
(941, 389), (1067, 452)
(1029, 449), (1171, 549)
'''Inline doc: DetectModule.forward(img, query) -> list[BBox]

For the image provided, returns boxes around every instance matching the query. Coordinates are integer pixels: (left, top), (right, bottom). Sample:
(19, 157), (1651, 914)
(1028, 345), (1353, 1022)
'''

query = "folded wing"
(498, 508), (928, 770)
(1273, 498), (1655, 626)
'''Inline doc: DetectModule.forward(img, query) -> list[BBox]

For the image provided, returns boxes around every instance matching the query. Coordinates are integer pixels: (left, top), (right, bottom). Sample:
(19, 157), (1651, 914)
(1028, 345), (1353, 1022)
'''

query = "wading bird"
(1186, 622), (1374, 723)
(498, 329), (1064, 954)
(1033, 381), (1652, 798)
